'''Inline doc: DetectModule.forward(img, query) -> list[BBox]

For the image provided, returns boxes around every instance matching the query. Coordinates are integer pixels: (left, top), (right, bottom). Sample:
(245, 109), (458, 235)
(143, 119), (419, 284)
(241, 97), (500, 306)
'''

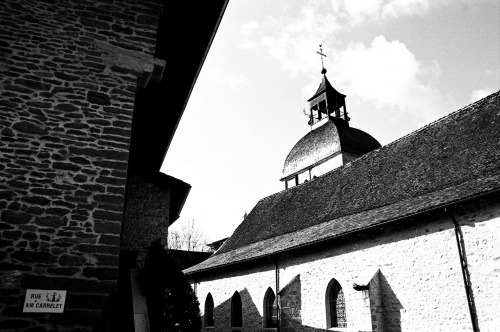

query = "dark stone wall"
(0, 0), (162, 330)
(121, 173), (171, 268)
(166, 249), (212, 271)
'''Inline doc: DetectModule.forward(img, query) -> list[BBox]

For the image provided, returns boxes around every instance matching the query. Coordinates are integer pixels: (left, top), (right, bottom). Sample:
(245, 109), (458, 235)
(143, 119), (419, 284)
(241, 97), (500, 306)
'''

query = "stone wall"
(0, 0), (163, 330)
(193, 194), (500, 332)
(121, 173), (170, 268)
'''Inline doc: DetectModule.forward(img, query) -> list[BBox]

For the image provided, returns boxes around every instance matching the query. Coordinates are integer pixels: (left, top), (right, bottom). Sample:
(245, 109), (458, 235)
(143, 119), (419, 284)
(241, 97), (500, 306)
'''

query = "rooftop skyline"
(161, 0), (500, 243)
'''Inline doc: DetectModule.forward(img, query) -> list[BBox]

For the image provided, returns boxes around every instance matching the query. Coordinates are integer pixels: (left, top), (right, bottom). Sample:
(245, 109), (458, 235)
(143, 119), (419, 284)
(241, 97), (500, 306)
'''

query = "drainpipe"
(275, 258), (281, 332)
(444, 208), (479, 332)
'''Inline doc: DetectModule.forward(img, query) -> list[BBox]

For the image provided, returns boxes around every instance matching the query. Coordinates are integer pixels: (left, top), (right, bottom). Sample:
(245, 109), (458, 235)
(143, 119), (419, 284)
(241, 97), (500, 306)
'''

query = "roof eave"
(184, 186), (500, 277)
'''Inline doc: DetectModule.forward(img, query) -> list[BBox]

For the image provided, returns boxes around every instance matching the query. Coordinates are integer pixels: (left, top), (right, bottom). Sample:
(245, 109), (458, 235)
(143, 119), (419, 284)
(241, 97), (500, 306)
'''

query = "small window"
(204, 293), (214, 327)
(231, 291), (242, 328)
(326, 278), (347, 328)
(318, 100), (327, 118)
(263, 287), (278, 328)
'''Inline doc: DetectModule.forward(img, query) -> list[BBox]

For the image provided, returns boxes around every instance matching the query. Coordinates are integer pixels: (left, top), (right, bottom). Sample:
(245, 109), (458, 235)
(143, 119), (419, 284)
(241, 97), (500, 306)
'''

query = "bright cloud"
(332, 36), (449, 122)
(241, 21), (259, 36)
(342, 0), (384, 24)
(326, 0), (445, 25)
(382, 0), (430, 18)
(239, 21), (260, 49)
(206, 67), (248, 89)
(334, 36), (420, 107)
(255, 0), (451, 76)
(259, 1), (342, 76)
(470, 88), (495, 103)
(252, 0), (455, 123)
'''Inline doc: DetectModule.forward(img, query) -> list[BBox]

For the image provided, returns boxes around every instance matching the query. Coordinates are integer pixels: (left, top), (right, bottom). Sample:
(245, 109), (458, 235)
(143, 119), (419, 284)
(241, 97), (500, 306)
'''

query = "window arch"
(325, 278), (347, 328)
(204, 293), (214, 327)
(231, 291), (242, 328)
(263, 287), (278, 328)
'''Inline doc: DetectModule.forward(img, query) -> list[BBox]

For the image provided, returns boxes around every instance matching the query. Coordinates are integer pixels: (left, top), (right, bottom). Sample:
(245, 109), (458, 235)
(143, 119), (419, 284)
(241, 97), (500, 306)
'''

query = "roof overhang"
(128, 0), (230, 173)
(129, 172), (191, 226)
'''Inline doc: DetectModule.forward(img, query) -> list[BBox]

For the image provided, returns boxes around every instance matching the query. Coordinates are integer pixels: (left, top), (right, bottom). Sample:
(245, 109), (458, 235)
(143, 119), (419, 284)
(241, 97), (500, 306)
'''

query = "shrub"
(141, 240), (201, 332)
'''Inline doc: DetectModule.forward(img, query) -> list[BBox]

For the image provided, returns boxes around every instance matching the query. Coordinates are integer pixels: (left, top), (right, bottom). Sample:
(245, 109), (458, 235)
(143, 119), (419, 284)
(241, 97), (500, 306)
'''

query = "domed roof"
(281, 118), (381, 179)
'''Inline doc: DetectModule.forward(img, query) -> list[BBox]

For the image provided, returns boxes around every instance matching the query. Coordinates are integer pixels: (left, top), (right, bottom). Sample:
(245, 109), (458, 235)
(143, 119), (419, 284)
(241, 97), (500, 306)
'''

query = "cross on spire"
(316, 44), (327, 74)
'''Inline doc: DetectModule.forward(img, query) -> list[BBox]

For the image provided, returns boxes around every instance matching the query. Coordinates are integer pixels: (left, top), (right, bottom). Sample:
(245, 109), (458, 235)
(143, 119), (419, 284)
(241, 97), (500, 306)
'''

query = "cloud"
(342, 0), (384, 24)
(260, 2), (342, 76)
(382, 0), (430, 18)
(326, 0), (445, 25)
(327, 36), (451, 127)
(255, 0), (450, 76)
(470, 88), (495, 103)
(241, 21), (259, 36)
(256, 0), (453, 127)
(334, 36), (421, 107)
(239, 21), (260, 49)
(205, 67), (248, 88)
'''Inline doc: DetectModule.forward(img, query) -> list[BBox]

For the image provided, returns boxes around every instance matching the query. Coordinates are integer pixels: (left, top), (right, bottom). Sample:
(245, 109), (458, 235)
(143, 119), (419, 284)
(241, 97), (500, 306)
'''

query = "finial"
(316, 44), (327, 74)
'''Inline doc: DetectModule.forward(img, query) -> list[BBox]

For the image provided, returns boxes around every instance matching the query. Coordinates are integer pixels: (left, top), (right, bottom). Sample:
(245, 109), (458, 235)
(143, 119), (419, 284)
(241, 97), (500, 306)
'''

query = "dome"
(281, 118), (381, 180)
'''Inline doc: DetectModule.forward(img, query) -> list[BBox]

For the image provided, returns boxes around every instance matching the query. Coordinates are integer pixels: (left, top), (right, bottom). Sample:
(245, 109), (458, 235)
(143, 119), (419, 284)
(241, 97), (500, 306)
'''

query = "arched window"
(204, 293), (214, 327)
(231, 291), (242, 328)
(325, 278), (347, 328)
(263, 287), (278, 328)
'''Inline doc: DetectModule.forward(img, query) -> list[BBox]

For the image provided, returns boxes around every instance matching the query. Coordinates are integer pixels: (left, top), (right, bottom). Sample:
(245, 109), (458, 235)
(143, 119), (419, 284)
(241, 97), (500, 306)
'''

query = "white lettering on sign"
(23, 289), (67, 313)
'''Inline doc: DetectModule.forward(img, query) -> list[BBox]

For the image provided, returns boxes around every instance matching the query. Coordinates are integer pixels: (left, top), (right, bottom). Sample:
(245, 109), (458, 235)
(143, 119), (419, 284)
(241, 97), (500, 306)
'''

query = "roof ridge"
(312, 90), (500, 178)
(380, 91), (499, 149)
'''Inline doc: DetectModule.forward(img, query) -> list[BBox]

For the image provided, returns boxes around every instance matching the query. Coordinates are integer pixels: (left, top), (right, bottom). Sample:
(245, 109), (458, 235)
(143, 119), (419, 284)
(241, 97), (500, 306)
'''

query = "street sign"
(23, 289), (67, 313)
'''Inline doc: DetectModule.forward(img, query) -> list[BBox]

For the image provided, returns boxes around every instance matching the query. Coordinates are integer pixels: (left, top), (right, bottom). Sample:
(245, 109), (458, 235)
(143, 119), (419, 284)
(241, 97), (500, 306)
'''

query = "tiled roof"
(185, 91), (500, 276)
(307, 75), (345, 102)
(281, 118), (381, 179)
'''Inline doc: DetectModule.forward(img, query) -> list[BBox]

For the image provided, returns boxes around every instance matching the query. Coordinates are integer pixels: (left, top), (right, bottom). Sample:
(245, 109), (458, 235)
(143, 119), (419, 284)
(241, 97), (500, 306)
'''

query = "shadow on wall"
(380, 272), (403, 332)
(203, 273), (403, 332)
(207, 288), (262, 331)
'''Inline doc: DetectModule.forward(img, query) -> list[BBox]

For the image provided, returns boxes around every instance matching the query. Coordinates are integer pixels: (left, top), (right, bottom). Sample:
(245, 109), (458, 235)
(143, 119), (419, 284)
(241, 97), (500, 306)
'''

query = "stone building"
(0, 0), (228, 331)
(185, 73), (500, 332)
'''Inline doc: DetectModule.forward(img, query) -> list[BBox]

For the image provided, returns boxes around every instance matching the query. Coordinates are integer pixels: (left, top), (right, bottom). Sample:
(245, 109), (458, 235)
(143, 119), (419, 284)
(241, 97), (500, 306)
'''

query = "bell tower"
(307, 45), (349, 128)
(280, 45), (380, 189)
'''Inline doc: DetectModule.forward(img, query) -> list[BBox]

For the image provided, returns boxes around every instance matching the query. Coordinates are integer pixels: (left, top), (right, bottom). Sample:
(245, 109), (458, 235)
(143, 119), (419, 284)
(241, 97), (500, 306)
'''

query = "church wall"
(0, 0), (162, 330)
(456, 196), (500, 332)
(195, 262), (277, 332)
(194, 194), (500, 332)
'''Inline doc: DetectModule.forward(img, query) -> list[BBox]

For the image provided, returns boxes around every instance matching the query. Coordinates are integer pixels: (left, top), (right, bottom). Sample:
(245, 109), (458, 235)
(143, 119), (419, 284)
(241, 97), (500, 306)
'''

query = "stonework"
(193, 195), (500, 332)
(121, 173), (171, 268)
(0, 0), (163, 330)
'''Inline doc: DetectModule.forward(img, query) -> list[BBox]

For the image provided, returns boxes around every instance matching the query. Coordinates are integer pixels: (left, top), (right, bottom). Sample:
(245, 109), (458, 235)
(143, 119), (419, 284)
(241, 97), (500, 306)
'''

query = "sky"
(161, 0), (499, 244)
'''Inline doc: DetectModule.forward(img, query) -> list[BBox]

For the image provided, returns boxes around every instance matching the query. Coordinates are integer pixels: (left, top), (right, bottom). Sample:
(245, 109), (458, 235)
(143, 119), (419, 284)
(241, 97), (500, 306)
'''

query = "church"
(184, 67), (500, 332)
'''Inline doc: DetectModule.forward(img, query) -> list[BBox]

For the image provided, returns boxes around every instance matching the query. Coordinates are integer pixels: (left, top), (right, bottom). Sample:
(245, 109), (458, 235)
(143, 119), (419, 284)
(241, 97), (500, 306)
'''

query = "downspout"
(444, 208), (479, 332)
(275, 258), (281, 332)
